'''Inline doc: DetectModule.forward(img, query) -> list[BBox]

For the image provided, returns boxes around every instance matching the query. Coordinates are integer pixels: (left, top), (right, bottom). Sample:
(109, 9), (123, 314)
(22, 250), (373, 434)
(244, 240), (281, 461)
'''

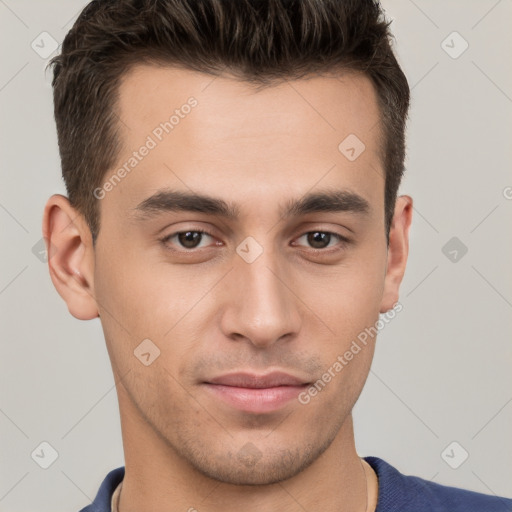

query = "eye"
(159, 228), (350, 254)
(160, 229), (216, 250)
(293, 231), (349, 251)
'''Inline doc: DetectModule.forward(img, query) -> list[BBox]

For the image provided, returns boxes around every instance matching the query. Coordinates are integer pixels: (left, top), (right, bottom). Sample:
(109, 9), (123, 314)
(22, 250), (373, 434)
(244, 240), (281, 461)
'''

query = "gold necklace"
(112, 479), (122, 512)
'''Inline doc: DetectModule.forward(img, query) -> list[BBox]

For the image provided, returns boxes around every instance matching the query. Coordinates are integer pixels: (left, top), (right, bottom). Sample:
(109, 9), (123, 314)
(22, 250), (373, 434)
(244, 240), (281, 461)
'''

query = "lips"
(203, 371), (310, 413)
(206, 371), (308, 388)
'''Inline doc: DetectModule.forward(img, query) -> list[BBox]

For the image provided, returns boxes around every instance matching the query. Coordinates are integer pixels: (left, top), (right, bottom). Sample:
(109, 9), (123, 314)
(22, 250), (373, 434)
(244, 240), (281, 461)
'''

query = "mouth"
(202, 371), (310, 414)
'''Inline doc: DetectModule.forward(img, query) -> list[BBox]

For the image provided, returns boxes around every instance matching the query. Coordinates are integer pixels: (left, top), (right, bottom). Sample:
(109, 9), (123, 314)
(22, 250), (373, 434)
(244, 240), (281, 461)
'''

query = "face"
(44, 64), (412, 486)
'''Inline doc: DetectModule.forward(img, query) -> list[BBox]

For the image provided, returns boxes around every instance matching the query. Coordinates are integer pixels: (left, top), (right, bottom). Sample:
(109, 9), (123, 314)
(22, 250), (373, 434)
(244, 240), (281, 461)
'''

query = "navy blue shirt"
(78, 456), (512, 511)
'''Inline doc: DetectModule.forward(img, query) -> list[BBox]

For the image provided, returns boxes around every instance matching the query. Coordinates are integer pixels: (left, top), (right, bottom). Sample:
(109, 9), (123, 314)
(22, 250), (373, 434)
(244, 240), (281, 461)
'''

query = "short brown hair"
(50, 0), (409, 244)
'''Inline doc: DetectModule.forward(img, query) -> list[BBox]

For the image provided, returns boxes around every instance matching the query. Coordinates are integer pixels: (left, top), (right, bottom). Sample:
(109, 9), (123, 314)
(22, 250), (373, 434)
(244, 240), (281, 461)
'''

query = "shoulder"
(78, 466), (125, 512)
(364, 456), (512, 512)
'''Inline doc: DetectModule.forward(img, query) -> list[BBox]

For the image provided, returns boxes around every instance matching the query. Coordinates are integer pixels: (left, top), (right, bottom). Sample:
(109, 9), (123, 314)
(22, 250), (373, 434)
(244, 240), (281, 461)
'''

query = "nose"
(220, 245), (303, 348)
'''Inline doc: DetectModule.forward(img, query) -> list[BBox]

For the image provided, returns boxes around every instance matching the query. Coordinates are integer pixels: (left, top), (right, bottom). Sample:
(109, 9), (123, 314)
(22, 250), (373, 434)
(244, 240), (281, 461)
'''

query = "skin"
(43, 65), (412, 512)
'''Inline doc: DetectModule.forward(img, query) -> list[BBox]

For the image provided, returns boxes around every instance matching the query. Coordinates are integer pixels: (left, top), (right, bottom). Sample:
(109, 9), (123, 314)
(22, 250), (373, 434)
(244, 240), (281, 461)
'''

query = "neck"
(116, 384), (378, 512)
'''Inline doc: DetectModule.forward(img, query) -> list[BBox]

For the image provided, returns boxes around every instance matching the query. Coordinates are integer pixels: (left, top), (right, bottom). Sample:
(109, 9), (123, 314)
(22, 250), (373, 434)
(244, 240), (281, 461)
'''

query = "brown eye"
(295, 231), (348, 251)
(161, 230), (215, 250)
(307, 232), (332, 249)
(178, 231), (203, 249)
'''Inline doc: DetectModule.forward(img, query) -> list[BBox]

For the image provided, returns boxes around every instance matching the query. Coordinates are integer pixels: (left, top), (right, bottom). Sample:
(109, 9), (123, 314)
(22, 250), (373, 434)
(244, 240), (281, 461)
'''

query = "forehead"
(104, 64), (384, 220)
(116, 64), (382, 144)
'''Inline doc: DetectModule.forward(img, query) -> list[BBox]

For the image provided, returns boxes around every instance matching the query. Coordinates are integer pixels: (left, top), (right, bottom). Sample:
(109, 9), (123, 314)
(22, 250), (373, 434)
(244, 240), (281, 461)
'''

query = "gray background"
(1, 0), (511, 510)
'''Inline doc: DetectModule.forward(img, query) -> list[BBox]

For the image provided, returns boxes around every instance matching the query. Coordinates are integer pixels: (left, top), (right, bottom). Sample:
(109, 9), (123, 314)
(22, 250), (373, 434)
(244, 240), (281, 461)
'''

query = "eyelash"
(159, 228), (351, 254)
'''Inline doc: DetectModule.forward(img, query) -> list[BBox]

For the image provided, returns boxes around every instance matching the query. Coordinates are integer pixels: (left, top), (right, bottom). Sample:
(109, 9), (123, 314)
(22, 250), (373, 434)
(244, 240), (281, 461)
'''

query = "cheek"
(94, 247), (205, 377)
(300, 331), (375, 416)
(94, 243), (179, 329)
(296, 246), (384, 398)
(93, 249), (161, 367)
(301, 255), (385, 339)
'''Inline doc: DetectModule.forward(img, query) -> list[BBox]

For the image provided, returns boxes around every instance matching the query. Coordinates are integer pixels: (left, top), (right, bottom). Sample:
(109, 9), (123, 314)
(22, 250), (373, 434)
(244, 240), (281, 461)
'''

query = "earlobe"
(42, 194), (99, 320)
(379, 195), (413, 313)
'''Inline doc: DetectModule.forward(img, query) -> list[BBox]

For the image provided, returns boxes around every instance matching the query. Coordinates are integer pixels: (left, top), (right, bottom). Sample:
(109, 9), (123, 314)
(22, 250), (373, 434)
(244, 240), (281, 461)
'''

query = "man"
(42, 0), (511, 511)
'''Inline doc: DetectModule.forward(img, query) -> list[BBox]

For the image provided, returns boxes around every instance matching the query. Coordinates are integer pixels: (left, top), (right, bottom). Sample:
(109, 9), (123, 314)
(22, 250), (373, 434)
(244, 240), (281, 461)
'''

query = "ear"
(42, 194), (99, 320)
(380, 195), (413, 313)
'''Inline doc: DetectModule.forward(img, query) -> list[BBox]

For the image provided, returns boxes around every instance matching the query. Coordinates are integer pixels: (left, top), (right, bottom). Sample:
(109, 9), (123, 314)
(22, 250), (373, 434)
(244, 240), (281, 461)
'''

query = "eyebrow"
(130, 188), (370, 222)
